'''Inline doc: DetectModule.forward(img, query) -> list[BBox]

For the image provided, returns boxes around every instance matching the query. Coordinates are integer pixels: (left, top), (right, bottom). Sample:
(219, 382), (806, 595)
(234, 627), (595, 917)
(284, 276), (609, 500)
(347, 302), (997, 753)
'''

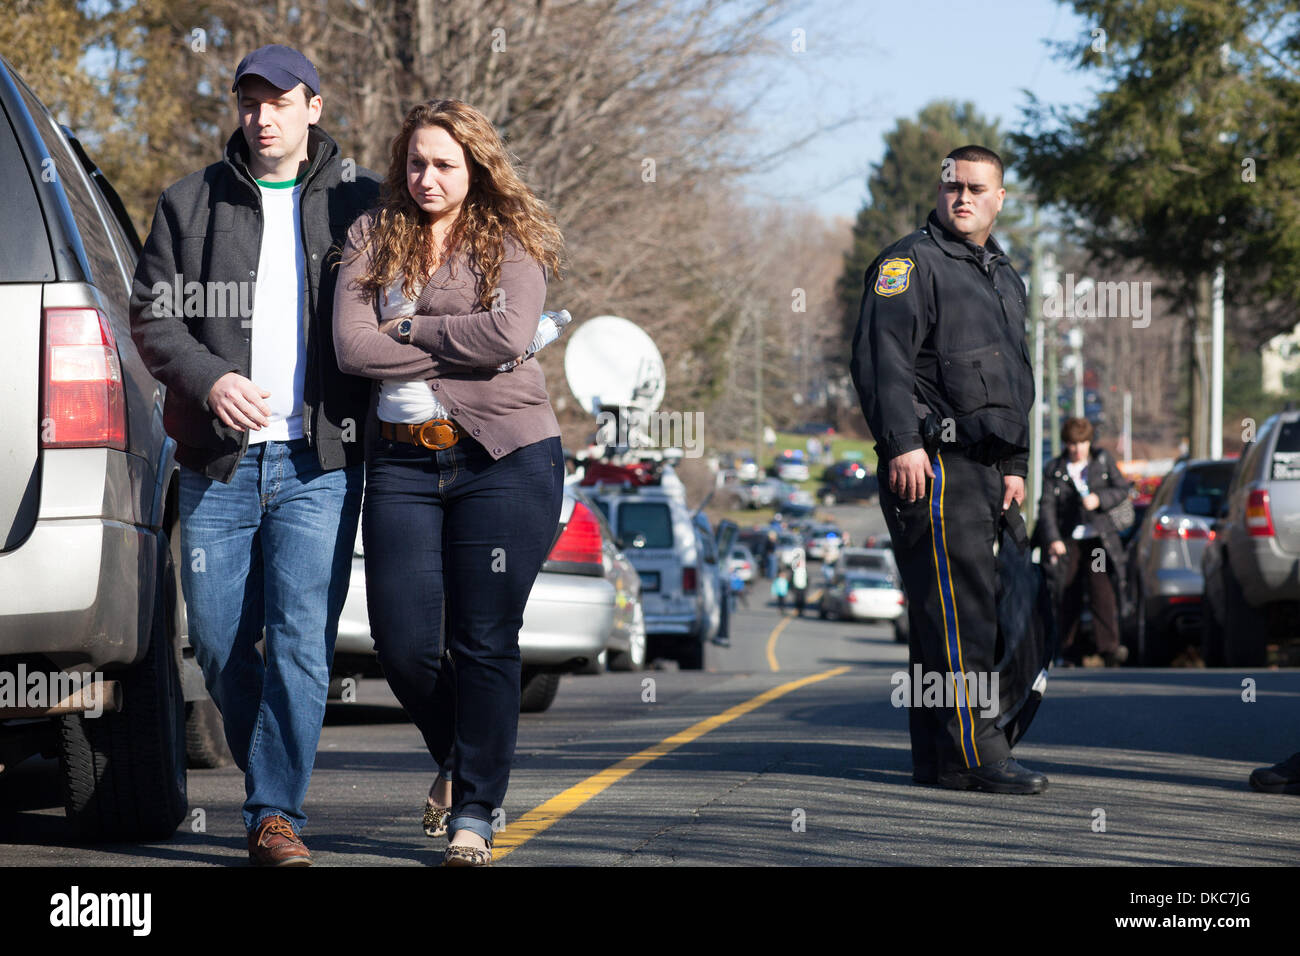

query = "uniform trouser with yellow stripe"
(880, 447), (1012, 774)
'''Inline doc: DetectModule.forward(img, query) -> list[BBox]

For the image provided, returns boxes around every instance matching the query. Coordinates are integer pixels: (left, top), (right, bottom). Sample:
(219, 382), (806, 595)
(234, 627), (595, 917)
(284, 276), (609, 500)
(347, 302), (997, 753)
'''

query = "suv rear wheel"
(58, 532), (187, 841)
(676, 635), (704, 670)
(1219, 560), (1268, 667)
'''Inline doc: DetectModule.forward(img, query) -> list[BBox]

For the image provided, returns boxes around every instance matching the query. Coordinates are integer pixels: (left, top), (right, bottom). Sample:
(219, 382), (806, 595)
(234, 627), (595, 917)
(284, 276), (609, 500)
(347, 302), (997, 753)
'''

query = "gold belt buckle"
(417, 419), (458, 450)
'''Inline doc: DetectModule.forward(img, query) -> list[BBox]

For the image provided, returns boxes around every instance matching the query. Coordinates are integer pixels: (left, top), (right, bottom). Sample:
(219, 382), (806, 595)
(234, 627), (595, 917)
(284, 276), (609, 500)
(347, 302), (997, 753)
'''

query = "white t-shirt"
(1067, 458), (1098, 539)
(247, 176), (306, 443)
(376, 274), (448, 424)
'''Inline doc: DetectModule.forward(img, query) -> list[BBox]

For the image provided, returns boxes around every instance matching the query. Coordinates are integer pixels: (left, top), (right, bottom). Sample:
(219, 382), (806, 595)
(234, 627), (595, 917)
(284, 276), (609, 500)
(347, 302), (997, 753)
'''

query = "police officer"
(850, 145), (1046, 794)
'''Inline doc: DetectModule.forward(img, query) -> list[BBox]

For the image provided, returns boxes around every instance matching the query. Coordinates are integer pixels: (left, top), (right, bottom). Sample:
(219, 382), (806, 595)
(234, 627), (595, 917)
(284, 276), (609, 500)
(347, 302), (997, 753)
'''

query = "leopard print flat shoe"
(442, 842), (492, 867)
(423, 803), (450, 839)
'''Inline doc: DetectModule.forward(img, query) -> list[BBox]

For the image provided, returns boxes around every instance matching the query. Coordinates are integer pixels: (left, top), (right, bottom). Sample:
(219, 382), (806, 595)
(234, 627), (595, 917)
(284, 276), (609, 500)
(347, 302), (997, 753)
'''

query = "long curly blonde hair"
(347, 99), (564, 307)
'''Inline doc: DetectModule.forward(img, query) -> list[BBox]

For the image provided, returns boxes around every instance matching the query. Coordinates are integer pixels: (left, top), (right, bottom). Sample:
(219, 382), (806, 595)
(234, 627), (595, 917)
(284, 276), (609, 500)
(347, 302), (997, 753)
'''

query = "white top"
(376, 275), (448, 424)
(247, 177), (307, 442)
(1067, 458), (1098, 539)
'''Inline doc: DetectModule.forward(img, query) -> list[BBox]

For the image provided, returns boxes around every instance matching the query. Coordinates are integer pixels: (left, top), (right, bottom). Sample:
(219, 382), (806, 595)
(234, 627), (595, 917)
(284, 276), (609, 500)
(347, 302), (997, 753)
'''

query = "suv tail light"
(544, 500), (604, 575)
(42, 307), (126, 449)
(682, 567), (697, 594)
(1246, 489), (1275, 537)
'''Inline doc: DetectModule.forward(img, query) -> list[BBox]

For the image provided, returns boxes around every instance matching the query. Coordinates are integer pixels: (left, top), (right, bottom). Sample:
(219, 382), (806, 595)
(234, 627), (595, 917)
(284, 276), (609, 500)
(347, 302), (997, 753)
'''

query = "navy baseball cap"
(231, 44), (320, 97)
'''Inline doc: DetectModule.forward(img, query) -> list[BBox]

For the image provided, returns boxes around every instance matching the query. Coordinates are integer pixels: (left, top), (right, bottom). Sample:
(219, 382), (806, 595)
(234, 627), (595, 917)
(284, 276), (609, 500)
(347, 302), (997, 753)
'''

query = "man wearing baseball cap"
(130, 44), (380, 865)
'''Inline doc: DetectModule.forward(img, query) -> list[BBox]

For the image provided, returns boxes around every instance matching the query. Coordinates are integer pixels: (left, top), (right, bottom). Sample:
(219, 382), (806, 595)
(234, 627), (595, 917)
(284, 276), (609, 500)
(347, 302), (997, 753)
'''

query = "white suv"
(590, 486), (721, 669)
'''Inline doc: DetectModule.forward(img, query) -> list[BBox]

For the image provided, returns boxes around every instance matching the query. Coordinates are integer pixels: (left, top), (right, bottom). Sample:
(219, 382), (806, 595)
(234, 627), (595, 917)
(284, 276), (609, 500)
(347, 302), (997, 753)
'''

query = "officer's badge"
(875, 257), (914, 297)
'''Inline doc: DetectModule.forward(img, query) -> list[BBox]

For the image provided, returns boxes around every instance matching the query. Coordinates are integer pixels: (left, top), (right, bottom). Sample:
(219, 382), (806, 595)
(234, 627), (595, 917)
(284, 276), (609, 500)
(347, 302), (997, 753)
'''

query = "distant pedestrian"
(771, 570), (789, 610)
(1037, 418), (1132, 667)
(790, 547), (809, 617)
(730, 568), (749, 608)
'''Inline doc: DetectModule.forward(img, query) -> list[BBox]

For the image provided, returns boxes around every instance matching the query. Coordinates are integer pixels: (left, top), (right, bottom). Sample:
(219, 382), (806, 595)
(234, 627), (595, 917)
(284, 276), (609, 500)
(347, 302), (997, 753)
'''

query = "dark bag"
(993, 501), (1058, 748)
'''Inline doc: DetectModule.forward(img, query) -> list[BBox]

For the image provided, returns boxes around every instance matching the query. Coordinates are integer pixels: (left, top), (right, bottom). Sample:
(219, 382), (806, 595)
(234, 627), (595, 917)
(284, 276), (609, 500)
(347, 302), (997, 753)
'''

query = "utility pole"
(754, 304), (764, 473)
(1122, 390), (1133, 461)
(1028, 205), (1044, 526)
(1047, 295), (1061, 460)
(1211, 261), (1225, 459)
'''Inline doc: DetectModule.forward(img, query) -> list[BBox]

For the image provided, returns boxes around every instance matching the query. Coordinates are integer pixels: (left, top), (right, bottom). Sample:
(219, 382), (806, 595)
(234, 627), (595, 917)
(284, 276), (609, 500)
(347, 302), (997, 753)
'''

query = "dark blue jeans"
(179, 438), (362, 834)
(362, 434), (564, 843)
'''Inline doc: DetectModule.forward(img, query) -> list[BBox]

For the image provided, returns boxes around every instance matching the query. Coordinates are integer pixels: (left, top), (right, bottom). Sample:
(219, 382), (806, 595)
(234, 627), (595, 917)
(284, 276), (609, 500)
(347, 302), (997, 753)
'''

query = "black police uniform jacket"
(850, 210), (1034, 477)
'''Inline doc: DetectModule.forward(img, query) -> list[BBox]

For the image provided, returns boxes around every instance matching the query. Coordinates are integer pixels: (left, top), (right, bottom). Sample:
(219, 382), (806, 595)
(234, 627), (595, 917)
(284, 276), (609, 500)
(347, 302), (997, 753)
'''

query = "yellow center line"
(765, 612), (793, 672)
(492, 664), (851, 860)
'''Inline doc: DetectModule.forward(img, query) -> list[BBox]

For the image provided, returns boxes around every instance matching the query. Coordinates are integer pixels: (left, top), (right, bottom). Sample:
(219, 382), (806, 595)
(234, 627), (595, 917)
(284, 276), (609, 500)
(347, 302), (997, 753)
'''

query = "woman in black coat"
(1036, 418), (1133, 666)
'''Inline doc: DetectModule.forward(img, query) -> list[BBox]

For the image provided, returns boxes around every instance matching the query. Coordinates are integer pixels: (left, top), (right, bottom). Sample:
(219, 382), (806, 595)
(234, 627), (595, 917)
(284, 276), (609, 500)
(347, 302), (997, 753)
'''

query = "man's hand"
(1048, 539), (1067, 563)
(888, 448), (934, 503)
(1001, 475), (1025, 511)
(207, 372), (271, 432)
(1082, 492), (1100, 511)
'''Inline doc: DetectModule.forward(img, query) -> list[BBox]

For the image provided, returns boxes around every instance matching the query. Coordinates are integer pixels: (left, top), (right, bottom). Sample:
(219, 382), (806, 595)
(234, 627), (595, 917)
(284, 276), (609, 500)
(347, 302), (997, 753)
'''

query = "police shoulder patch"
(874, 257), (915, 297)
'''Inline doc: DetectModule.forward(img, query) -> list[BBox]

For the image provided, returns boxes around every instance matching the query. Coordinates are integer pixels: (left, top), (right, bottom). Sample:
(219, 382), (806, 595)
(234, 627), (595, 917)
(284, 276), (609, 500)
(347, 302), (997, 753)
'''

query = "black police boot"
(1249, 752), (1300, 794)
(912, 766), (938, 785)
(938, 757), (1048, 794)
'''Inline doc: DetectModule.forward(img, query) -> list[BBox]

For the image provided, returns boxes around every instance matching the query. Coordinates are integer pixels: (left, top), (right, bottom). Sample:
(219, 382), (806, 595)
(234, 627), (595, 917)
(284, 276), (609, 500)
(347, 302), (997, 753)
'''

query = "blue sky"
(740, 0), (1101, 220)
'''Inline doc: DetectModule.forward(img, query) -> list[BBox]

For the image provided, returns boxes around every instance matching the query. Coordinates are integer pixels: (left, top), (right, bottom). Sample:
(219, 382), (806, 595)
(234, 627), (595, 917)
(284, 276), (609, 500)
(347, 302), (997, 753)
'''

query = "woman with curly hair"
(333, 99), (565, 866)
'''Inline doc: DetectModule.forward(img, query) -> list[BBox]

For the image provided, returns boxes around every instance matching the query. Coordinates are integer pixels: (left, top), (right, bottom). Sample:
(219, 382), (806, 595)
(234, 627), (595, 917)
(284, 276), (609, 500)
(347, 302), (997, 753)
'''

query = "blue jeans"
(362, 434), (563, 844)
(179, 438), (362, 834)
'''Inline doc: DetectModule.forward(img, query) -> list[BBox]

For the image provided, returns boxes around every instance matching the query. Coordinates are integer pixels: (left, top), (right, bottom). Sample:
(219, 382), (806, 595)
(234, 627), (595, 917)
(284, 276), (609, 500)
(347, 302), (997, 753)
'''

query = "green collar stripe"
(255, 172), (308, 189)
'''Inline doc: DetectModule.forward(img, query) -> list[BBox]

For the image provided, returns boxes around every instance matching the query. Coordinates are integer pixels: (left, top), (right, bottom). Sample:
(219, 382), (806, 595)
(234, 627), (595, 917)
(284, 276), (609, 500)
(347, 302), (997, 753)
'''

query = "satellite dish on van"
(565, 315), (666, 416)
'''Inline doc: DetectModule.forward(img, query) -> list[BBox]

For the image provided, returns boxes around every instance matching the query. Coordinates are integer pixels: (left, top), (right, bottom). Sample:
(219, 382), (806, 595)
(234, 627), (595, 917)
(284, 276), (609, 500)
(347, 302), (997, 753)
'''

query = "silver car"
(1202, 411), (1300, 666)
(336, 482), (636, 712)
(1124, 458), (1234, 665)
(589, 486), (722, 669)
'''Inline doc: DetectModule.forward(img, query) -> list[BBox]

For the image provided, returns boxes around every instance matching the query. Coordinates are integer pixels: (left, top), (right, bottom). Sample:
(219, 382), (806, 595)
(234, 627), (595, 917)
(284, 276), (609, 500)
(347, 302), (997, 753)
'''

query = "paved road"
(2, 501), (1298, 866)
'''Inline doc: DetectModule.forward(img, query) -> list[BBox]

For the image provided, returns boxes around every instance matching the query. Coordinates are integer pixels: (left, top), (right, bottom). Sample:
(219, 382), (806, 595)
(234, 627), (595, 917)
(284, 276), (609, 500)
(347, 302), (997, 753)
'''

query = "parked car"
(827, 546), (899, 583)
(777, 485), (817, 518)
(772, 449), (810, 483)
(736, 477), (782, 509)
(819, 572), (908, 640)
(727, 544), (757, 582)
(0, 56), (215, 841)
(793, 422), (836, 436)
(1124, 459), (1234, 665)
(1202, 411), (1300, 666)
(803, 523), (844, 561)
(336, 483), (642, 712)
(589, 480), (722, 669)
(817, 461), (878, 506)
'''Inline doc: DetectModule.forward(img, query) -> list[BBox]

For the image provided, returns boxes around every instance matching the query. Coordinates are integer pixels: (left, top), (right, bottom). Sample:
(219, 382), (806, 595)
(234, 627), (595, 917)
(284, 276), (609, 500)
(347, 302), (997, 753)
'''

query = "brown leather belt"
(380, 418), (464, 450)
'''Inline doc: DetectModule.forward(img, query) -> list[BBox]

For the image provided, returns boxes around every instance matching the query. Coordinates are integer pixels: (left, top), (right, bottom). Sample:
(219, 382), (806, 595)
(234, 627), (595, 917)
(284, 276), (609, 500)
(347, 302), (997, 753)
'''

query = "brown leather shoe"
(247, 815), (311, 867)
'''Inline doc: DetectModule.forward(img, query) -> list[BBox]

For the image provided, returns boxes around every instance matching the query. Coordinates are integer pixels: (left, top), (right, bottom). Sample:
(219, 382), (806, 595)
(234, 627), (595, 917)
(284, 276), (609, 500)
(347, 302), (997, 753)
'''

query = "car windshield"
(1178, 463), (1235, 516)
(844, 555), (887, 571)
(617, 502), (673, 548)
(847, 576), (892, 589)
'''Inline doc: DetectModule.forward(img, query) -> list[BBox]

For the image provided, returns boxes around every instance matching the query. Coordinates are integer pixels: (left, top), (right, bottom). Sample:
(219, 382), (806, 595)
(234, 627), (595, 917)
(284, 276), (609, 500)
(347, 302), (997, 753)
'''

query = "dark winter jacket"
(850, 210), (1034, 476)
(1036, 445), (1133, 568)
(129, 125), (380, 481)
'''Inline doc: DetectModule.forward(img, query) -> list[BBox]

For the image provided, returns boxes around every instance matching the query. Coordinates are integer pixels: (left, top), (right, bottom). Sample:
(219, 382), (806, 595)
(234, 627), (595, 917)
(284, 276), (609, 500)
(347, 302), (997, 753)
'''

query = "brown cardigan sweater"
(332, 212), (561, 460)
